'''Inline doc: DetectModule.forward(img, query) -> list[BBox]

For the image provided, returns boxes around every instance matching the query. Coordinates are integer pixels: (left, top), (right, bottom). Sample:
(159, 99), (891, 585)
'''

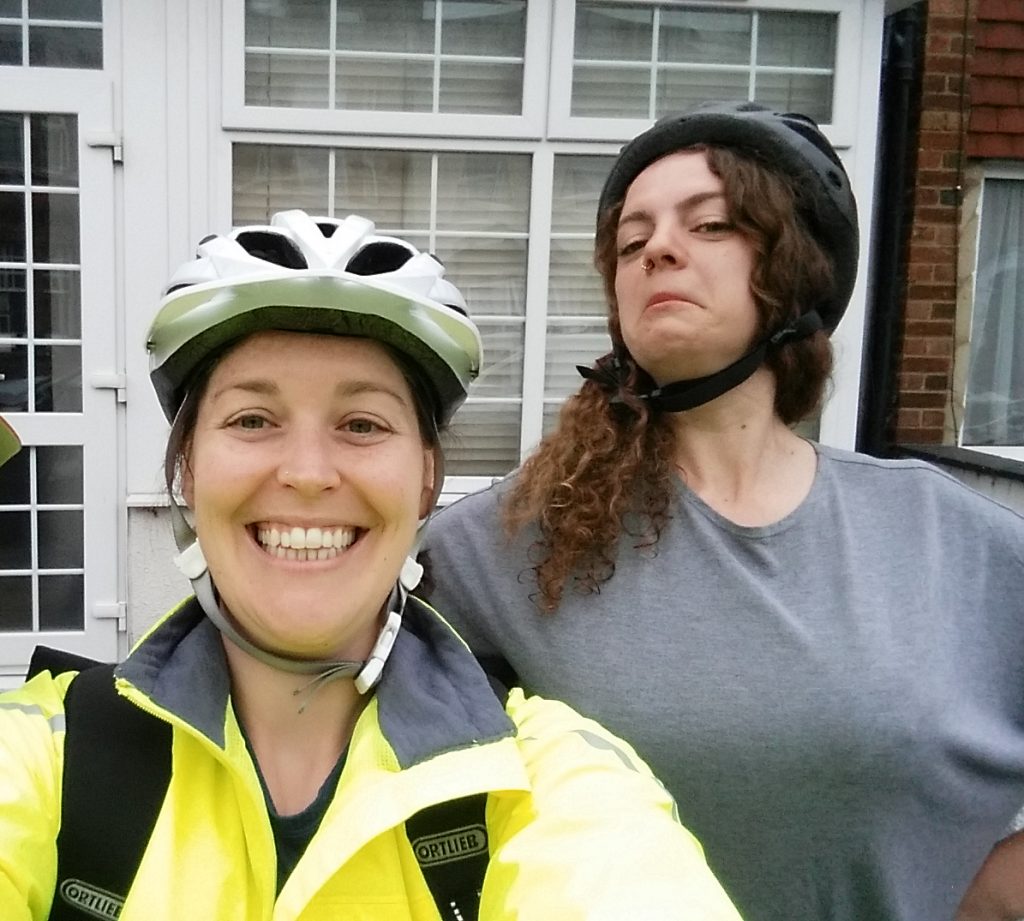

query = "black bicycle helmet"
(597, 100), (859, 333)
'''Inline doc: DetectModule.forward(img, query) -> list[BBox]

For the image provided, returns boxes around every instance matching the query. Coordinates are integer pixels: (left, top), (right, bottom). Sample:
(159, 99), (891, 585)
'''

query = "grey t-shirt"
(421, 443), (1024, 921)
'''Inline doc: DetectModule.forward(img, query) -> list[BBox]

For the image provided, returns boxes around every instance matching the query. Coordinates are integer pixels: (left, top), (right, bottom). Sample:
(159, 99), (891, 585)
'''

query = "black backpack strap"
(407, 794), (491, 921)
(48, 663), (173, 921)
(27, 645), (104, 681)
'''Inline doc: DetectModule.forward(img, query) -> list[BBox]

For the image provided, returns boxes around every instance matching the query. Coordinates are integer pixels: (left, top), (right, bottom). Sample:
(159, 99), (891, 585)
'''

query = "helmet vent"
(316, 222), (338, 238)
(346, 241), (414, 275)
(235, 231), (308, 269)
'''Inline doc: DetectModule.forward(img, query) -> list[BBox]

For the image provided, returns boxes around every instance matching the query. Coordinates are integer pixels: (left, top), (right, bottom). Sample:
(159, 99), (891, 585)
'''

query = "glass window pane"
(0, 114), (25, 184)
(441, 1), (526, 57)
(575, 3), (652, 61)
(0, 577), (33, 631)
(335, 149), (432, 229)
(336, 0), (435, 54)
(439, 61), (522, 115)
(0, 511), (31, 567)
(0, 1), (21, 17)
(660, 9), (751, 65)
(0, 446), (29, 505)
(245, 53), (329, 108)
(758, 12), (836, 68)
(232, 144), (330, 224)
(657, 71), (749, 118)
(36, 445), (82, 504)
(552, 155), (615, 233)
(0, 269), (28, 338)
(0, 192), (27, 262)
(37, 508), (82, 567)
(572, 65), (650, 118)
(30, 113), (78, 187)
(34, 344), (81, 412)
(336, 57), (433, 111)
(33, 270), (81, 338)
(544, 323), (611, 400)
(436, 153), (530, 233)
(0, 25), (22, 66)
(963, 178), (1024, 445)
(756, 74), (833, 125)
(38, 573), (83, 629)
(245, 0), (329, 49)
(32, 192), (80, 264)
(472, 319), (524, 397)
(29, 0), (102, 19)
(436, 237), (526, 317)
(28, 26), (102, 69)
(549, 239), (605, 317)
(0, 344), (29, 412)
(443, 401), (520, 476)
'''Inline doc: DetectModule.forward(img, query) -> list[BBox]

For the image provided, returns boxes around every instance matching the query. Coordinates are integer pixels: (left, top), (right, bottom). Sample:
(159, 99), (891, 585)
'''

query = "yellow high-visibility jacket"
(0, 596), (742, 921)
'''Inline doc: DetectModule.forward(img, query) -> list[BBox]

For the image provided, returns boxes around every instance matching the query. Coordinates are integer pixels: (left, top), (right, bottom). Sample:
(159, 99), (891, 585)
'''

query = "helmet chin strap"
(167, 444), (445, 705)
(640, 311), (823, 413)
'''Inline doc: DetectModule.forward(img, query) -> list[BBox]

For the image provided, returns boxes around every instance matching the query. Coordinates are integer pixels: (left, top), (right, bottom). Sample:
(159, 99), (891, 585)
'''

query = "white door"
(0, 72), (120, 686)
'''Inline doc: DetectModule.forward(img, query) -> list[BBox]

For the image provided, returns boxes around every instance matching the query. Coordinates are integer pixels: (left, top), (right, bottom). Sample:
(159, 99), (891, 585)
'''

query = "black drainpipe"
(857, 1), (926, 457)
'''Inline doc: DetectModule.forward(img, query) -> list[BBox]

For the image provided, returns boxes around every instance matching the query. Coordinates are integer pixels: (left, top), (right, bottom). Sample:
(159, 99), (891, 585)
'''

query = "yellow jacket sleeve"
(0, 672), (74, 921)
(480, 689), (743, 921)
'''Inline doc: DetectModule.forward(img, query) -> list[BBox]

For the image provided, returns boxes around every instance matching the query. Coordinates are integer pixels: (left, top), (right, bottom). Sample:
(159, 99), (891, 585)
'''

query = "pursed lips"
(646, 291), (698, 310)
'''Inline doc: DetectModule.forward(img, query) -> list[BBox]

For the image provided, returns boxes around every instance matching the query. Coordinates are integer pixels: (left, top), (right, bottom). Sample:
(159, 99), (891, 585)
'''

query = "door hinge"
(92, 601), (127, 632)
(90, 372), (127, 403)
(85, 132), (124, 165)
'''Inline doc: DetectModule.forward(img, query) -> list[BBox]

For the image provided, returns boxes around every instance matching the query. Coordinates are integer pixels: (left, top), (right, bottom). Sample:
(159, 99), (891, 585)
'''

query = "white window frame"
(0, 71), (122, 685)
(221, 0), (552, 139)
(958, 162), (1024, 462)
(548, 0), (865, 147)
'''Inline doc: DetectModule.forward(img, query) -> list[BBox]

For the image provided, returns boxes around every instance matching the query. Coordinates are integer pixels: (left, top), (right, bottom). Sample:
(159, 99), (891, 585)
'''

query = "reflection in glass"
(552, 155), (615, 233)
(657, 71), (748, 118)
(245, 54), (330, 108)
(0, 345), (29, 412)
(0, 192), (27, 262)
(0, 269), (28, 338)
(571, 65), (650, 118)
(544, 324), (612, 400)
(548, 239), (605, 317)
(30, 114), (78, 187)
(0, 114), (24, 184)
(39, 573), (85, 630)
(33, 192), (81, 264)
(441, 1), (525, 56)
(33, 270), (81, 338)
(660, 9), (751, 64)
(574, 3), (652, 61)
(29, 0), (102, 19)
(756, 74), (833, 125)
(36, 445), (82, 504)
(28, 26), (102, 69)
(440, 62), (522, 115)
(0, 1), (20, 17)
(436, 153), (530, 233)
(0, 576), (33, 631)
(336, 58), (433, 112)
(0, 25), (22, 66)
(34, 344), (81, 412)
(0, 511), (31, 568)
(471, 320), (525, 397)
(335, 149), (433, 229)
(759, 13), (836, 68)
(232, 145), (330, 223)
(37, 509), (83, 568)
(335, 0), (435, 54)
(0, 446), (30, 505)
(246, 0), (328, 49)
(443, 401), (520, 477)
(434, 237), (527, 317)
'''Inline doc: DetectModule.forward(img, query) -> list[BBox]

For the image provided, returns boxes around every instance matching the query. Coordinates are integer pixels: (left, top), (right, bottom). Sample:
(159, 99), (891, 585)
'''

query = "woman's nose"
(645, 221), (687, 269)
(276, 428), (342, 495)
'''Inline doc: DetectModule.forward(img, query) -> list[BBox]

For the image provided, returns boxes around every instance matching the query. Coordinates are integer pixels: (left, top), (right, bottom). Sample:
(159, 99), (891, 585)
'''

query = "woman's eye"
(233, 414), (267, 430)
(617, 239), (645, 258)
(694, 220), (733, 235)
(346, 418), (384, 436)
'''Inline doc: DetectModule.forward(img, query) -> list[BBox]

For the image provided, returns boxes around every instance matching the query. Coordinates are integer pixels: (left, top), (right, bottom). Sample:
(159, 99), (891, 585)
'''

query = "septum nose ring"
(641, 257), (655, 274)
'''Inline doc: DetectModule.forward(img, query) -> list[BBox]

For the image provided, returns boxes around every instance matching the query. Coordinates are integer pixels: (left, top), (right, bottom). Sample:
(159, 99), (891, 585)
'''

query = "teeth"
(255, 524), (354, 561)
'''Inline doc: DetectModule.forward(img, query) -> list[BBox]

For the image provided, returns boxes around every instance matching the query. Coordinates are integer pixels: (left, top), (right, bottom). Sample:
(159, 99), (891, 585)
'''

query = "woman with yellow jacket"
(0, 210), (741, 921)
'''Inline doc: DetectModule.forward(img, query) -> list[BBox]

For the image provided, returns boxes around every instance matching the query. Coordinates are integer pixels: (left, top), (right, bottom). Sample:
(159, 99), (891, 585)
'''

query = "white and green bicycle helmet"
(147, 209), (482, 427)
(146, 210), (482, 696)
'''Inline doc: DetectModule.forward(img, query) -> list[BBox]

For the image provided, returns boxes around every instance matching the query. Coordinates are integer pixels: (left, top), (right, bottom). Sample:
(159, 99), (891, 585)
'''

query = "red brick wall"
(894, 0), (974, 443)
(968, 0), (1024, 156)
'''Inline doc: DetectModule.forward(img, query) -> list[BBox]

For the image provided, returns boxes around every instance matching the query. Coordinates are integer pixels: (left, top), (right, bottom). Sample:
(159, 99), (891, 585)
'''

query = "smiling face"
(182, 330), (434, 661)
(613, 149), (761, 385)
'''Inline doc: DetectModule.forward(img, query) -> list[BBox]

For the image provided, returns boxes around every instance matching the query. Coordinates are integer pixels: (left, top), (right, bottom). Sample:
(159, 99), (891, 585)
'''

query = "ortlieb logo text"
(412, 824), (488, 866)
(59, 878), (124, 920)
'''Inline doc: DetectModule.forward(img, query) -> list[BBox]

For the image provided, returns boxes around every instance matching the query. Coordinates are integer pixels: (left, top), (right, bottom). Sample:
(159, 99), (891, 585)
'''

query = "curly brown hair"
(503, 145), (835, 612)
